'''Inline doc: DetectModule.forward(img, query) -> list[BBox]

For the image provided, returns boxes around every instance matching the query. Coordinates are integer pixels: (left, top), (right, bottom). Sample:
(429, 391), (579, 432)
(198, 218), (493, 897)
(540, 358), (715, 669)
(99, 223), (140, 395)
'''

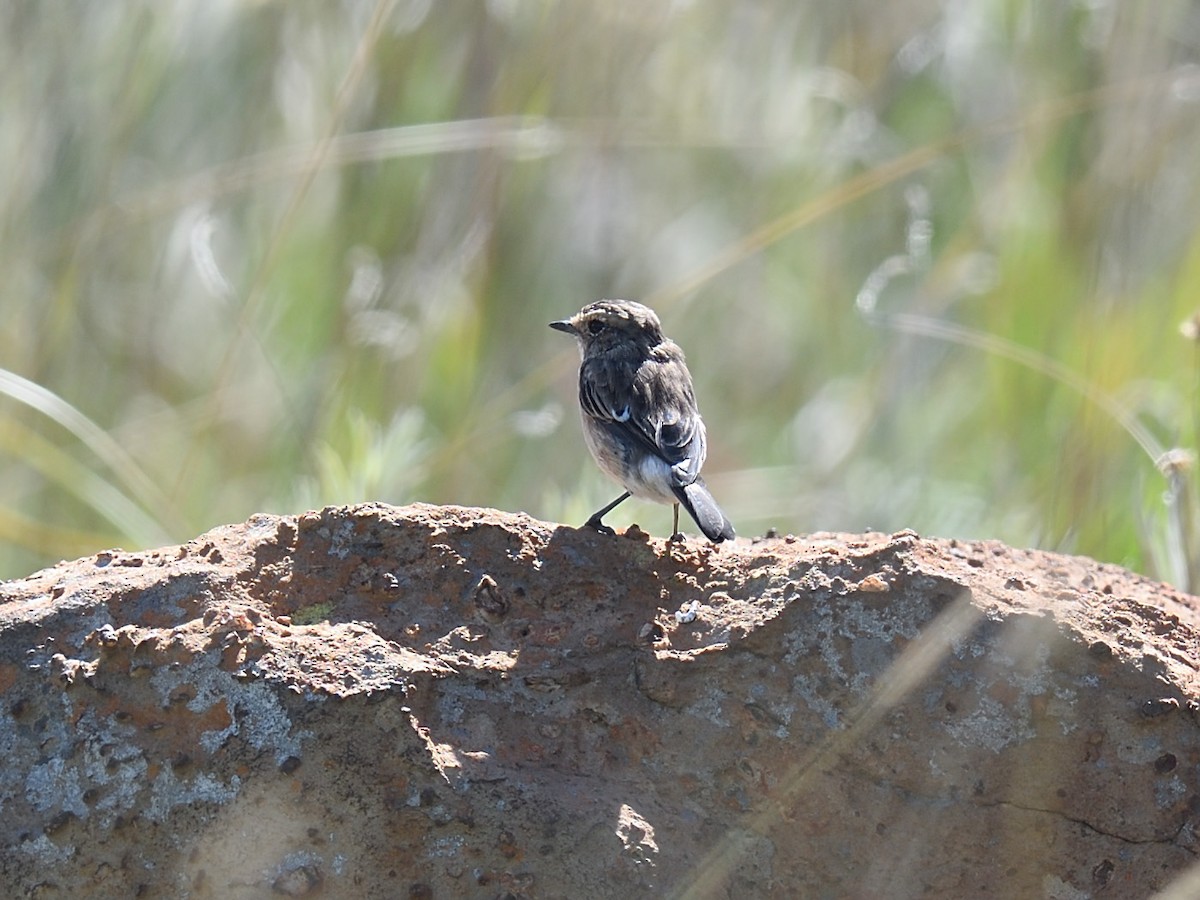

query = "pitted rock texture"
(1, 503), (1198, 898)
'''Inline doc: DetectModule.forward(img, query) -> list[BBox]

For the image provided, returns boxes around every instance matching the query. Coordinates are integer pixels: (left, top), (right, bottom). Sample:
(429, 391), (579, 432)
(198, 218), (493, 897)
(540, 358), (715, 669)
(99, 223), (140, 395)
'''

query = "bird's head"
(549, 299), (664, 355)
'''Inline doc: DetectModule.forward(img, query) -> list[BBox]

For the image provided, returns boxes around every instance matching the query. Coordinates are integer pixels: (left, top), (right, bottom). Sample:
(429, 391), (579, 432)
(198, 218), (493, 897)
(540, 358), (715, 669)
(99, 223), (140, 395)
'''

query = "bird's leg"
(669, 502), (685, 543)
(584, 492), (631, 536)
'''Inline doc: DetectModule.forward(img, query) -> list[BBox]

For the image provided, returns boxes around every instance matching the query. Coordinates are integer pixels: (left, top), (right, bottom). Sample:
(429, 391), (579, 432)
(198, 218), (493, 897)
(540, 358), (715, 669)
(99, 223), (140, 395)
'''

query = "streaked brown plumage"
(550, 299), (735, 543)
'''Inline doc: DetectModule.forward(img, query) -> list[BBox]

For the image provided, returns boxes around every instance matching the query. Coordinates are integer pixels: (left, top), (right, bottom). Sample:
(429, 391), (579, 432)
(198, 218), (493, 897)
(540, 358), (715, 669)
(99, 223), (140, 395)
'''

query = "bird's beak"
(549, 319), (577, 335)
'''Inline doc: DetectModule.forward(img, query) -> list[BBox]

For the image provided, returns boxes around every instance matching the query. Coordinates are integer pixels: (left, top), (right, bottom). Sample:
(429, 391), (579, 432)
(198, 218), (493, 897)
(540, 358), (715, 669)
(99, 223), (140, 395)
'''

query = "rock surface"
(1, 503), (1199, 898)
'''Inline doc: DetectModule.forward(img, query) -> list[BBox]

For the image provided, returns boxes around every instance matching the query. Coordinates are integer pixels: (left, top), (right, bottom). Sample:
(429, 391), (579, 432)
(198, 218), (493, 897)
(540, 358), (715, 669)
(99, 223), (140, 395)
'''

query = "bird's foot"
(584, 516), (616, 537)
(669, 531), (687, 543)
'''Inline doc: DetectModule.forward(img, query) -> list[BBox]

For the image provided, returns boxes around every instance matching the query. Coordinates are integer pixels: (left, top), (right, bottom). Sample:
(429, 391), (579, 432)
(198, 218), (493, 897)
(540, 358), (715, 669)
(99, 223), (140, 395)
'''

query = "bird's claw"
(584, 517), (616, 537)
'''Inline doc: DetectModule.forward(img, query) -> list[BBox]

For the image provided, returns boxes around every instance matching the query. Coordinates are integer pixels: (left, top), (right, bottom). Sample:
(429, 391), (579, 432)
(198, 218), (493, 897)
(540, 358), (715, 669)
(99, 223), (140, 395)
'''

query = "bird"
(550, 299), (735, 543)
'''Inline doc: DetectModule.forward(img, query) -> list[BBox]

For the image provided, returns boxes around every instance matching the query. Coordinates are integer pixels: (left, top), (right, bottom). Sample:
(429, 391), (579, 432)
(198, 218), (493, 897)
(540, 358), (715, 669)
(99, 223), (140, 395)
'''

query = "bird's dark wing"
(579, 352), (705, 487)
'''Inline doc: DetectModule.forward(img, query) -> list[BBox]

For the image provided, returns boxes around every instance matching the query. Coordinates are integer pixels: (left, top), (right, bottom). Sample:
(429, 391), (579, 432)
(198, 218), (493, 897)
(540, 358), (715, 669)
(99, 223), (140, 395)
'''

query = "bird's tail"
(674, 479), (735, 543)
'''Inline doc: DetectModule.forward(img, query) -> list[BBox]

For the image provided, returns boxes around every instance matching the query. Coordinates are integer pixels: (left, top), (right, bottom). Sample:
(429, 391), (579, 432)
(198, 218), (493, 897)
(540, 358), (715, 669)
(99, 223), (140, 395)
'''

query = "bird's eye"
(587, 319), (606, 336)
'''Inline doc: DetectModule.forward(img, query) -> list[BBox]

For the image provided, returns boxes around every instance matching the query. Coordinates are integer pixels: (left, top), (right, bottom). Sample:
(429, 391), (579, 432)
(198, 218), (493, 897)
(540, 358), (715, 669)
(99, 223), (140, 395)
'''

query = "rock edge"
(1, 502), (1198, 898)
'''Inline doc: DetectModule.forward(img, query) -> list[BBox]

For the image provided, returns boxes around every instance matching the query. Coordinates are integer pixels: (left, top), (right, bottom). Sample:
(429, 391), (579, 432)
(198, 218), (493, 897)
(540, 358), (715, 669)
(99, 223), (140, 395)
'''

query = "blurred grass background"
(3, 1), (1200, 588)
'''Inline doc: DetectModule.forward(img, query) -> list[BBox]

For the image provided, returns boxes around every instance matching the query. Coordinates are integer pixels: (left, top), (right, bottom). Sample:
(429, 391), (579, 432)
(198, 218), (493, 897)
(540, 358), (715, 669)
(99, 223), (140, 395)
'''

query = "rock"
(0, 503), (1197, 897)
